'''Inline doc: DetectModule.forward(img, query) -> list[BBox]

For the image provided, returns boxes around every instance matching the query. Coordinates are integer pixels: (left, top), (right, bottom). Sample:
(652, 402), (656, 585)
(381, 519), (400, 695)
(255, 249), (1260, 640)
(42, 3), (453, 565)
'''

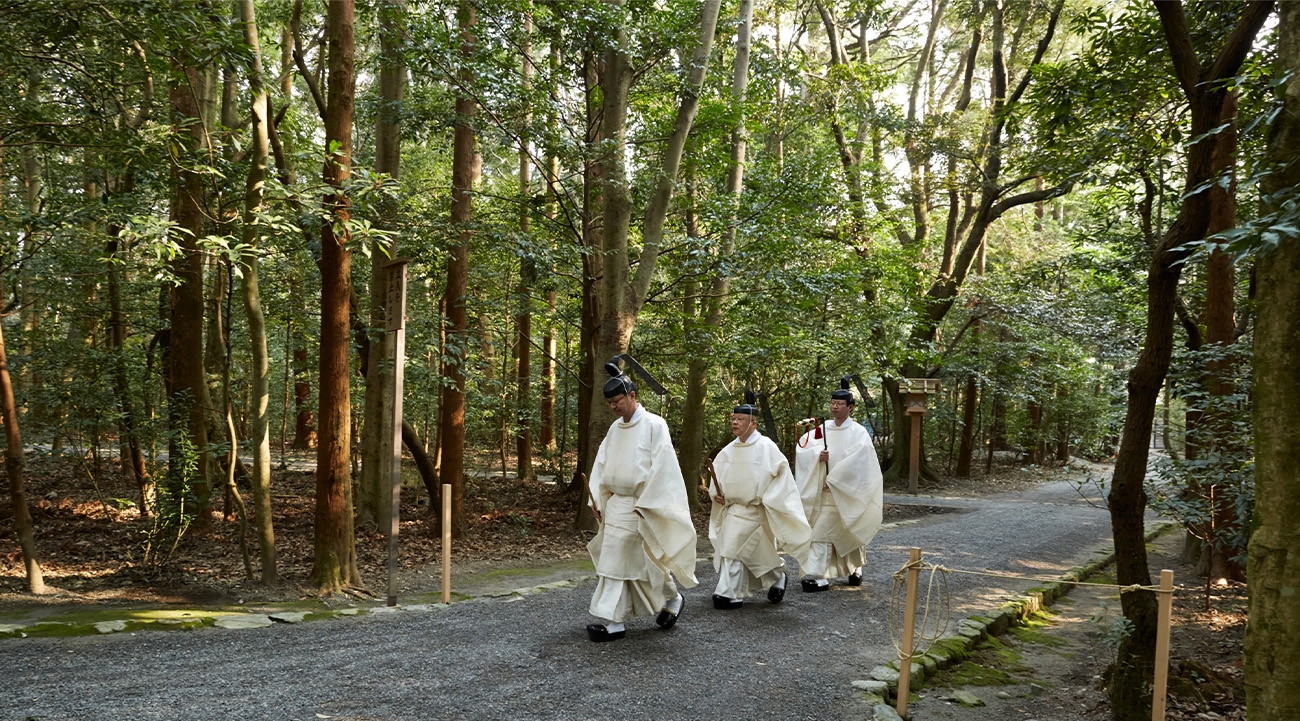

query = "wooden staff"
(706, 457), (724, 500)
(581, 472), (602, 524)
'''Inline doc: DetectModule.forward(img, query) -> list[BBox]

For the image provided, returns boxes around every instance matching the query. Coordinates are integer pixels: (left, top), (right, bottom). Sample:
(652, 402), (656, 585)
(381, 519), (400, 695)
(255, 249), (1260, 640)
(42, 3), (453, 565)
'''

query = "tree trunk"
(1244, 4), (1300, 715)
(438, 0), (476, 539)
(570, 47), (603, 530)
(1204, 90), (1242, 583)
(168, 56), (213, 530)
(105, 203), (153, 515)
(1107, 5), (1271, 718)
(359, 0), (407, 529)
(238, 0), (278, 585)
(955, 371), (978, 477)
(515, 9), (535, 481)
(0, 243), (44, 593)
(313, 0), (360, 592)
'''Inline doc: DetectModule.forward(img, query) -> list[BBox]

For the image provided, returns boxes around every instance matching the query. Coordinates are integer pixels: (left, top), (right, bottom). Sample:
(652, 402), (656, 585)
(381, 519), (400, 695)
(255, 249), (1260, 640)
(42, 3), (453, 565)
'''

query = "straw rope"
(886, 557), (1172, 662)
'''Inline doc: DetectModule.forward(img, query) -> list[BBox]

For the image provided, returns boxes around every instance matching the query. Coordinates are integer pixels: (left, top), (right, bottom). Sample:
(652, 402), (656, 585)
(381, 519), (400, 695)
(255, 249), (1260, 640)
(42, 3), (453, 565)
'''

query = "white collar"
(624, 404), (645, 424)
(737, 428), (759, 444)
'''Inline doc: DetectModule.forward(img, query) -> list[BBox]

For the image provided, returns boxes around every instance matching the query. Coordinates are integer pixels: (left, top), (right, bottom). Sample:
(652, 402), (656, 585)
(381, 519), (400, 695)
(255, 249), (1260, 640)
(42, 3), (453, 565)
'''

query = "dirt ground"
(903, 530), (1248, 721)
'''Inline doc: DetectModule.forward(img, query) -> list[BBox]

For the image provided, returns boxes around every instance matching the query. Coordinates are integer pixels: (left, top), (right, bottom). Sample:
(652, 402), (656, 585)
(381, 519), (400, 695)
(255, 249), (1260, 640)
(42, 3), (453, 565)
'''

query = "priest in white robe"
(794, 377), (884, 591)
(585, 366), (698, 642)
(707, 394), (812, 609)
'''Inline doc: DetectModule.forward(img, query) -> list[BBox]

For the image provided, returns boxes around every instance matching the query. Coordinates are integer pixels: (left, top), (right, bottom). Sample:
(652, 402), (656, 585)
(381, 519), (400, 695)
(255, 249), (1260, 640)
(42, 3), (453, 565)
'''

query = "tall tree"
(0, 184), (43, 593)
(678, 0), (753, 511)
(1106, 3), (1272, 718)
(167, 43), (214, 530)
(359, 0), (408, 529)
(238, 0), (278, 586)
(1245, 3), (1300, 716)
(886, 0), (1070, 486)
(439, 0), (476, 538)
(515, 8), (535, 481)
(583, 0), (723, 489)
(314, 0), (361, 591)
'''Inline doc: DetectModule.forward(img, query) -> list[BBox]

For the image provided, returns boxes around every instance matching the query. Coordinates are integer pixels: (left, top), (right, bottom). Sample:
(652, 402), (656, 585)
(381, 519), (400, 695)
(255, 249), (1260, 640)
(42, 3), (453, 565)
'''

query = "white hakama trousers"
(712, 503), (786, 599)
(589, 494), (676, 622)
(802, 489), (866, 578)
(714, 557), (785, 600)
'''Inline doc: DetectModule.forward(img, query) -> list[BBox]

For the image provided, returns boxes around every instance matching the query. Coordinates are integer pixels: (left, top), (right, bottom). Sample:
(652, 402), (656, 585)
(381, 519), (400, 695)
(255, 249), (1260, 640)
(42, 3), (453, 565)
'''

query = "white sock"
(665, 593), (683, 614)
(850, 567), (862, 577)
(603, 621), (625, 633)
(817, 579), (830, 588)
(774, 573), (787, 590)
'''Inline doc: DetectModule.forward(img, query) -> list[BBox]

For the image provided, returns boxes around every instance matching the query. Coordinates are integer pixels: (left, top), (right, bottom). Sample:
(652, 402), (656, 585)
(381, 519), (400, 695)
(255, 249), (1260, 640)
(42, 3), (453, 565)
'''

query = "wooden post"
(908, 412), (921, 495)
(897, 547), (922, 717)
(1152, 569), (1174, 721)
(385, 259), (409, 607)
(902, 379), (937, 496)
(442, 482), (452, 604)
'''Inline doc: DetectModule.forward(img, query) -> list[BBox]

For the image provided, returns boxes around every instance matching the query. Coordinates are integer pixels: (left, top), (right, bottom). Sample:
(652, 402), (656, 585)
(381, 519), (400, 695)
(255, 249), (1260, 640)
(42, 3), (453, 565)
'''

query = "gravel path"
(2, 479), (1124, 721)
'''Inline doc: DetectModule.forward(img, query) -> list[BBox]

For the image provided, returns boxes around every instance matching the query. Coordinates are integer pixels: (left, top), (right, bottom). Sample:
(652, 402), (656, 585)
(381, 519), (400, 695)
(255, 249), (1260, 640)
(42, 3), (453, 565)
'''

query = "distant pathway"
(2, 479), (1128, 721)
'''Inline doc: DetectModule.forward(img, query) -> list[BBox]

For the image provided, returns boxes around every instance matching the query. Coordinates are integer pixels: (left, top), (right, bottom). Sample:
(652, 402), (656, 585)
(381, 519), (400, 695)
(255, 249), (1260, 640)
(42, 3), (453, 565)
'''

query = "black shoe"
(586, 624), (625, 642)
(801, 578), (829, 593)
(768, 580), (787, 604)
(655, 602), (682, 629)
(846, 572), (862, 586)
(712, 594), (743, 610)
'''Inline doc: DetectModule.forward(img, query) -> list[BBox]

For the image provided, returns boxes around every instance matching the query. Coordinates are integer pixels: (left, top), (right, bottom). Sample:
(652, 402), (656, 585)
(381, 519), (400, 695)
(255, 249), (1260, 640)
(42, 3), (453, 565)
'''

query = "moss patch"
(942, 660), (1016, 687)
(1009, 612), (1070, 649)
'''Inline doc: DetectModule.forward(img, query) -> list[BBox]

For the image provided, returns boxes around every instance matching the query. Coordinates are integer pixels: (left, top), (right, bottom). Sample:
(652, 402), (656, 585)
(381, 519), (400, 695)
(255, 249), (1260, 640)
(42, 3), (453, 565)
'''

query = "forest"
(1, 0), (1297, 719)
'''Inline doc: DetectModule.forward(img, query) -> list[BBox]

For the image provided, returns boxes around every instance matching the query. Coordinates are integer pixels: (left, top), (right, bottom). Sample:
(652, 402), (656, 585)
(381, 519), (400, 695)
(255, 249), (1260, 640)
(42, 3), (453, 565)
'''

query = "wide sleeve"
(825, 426), (884, 548)
(633, 418), (700, 587)
(758, 442), (813, 570)
(793, 429), (826, 521)
(587, 432), (611, 513)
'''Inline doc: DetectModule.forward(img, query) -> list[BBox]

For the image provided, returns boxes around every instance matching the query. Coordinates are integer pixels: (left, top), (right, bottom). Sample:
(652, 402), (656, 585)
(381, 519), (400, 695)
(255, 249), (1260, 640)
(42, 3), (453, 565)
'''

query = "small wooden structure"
(900, 378), (940, 495)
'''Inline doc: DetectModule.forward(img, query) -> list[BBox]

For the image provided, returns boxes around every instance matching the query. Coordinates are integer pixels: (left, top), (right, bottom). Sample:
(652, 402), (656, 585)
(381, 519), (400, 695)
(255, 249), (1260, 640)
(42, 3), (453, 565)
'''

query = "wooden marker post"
(385, 258), (410, 607)
(902, 379), (939, 495)
(442, 483), (452, 604)
(897, 547), (922, 717)
(1152, 569), (1174, 721)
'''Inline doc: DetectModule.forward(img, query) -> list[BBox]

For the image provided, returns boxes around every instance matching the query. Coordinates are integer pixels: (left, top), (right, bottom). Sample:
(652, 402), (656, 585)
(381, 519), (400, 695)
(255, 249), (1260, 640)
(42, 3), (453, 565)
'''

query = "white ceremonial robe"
(709, 431), (812, 599)
(794, 417), (884, 578)
(587, 407), (699, 622)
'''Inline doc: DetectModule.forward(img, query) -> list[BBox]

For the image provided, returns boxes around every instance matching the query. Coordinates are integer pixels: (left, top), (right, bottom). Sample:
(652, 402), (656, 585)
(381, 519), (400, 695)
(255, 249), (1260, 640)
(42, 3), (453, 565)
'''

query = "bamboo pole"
(897, 547), (922, 717)
(1152, 569), (1174, 721)
(442, 482), (452, 604)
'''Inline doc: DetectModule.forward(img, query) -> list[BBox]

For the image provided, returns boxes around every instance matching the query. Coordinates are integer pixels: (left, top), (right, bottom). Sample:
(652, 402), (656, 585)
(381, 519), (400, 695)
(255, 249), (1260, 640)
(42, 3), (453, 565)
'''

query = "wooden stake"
(442, 482), (452, 604)
(1152, 569), (1174, 721)
(897, 547), (922, 717)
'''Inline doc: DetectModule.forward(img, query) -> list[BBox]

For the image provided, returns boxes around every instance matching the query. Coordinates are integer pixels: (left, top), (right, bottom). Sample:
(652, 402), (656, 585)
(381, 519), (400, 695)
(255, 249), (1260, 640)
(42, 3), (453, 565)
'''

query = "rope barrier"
(886, 557), (1172, 663)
